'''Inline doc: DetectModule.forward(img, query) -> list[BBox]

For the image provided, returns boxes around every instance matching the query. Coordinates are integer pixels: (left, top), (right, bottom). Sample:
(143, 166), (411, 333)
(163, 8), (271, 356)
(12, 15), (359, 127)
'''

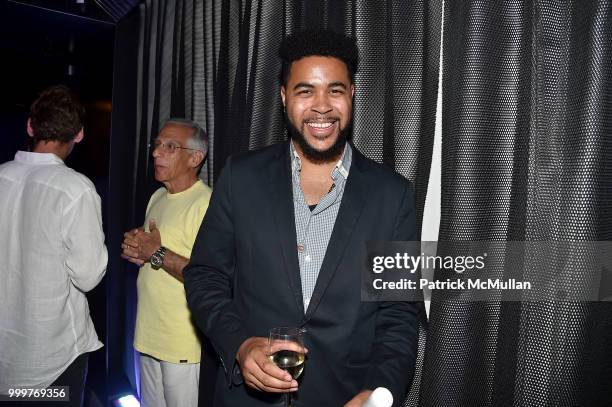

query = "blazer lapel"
(303, 146), (367, 322)
(267, 143), (305, 315)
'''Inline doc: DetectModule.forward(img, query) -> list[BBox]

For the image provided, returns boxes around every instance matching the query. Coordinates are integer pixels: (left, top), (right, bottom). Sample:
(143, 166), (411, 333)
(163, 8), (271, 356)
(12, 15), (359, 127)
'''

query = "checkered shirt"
(290, 141), (353, 311)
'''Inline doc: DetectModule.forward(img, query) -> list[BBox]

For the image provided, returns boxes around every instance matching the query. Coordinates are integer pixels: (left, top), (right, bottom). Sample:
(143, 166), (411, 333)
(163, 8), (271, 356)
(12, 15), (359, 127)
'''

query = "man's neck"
(292, 141), (343, 178)
(163, 175), (199, 194)
(33, 140), (71, 161)
(300, 158), (337, 179)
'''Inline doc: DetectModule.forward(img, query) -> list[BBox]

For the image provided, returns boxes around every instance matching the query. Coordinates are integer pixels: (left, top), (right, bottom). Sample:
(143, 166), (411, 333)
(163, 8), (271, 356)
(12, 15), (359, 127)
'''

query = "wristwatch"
(150, 246), (167, 270)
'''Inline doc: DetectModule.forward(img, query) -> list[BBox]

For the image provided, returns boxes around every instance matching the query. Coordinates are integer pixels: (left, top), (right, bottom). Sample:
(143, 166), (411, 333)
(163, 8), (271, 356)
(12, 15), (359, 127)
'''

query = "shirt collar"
(289, 141), (351, 180)
(14, 151), (65, 165)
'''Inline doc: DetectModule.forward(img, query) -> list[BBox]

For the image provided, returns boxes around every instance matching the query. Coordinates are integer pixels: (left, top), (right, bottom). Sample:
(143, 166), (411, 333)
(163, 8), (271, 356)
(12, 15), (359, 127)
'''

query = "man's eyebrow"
(328, 82), (347, 89)
(293, 82), (314, 90)
(292, 82), (348, 90)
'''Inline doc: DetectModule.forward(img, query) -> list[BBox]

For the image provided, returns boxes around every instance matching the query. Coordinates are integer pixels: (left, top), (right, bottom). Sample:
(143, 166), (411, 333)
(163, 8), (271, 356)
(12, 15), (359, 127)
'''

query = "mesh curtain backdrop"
(124, 0), (439, 403)
(115, 0), (612, 405)
(130, 0), (440, 229)
(420, 1), (611, 407)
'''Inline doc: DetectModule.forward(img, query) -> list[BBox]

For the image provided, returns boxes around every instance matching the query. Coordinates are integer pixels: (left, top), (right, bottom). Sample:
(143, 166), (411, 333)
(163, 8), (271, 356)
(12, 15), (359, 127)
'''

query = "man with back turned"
(184, 30), (421, 407)
(0, 85), (107, 407)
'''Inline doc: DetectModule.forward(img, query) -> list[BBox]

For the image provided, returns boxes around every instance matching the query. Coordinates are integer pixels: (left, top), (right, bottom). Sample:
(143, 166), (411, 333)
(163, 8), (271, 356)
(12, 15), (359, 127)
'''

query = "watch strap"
(150, 246), (167, 269)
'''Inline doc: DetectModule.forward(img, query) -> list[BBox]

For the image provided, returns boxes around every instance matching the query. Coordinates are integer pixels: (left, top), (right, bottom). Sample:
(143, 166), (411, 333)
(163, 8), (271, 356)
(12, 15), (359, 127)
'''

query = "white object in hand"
(362, 387), (393, 407)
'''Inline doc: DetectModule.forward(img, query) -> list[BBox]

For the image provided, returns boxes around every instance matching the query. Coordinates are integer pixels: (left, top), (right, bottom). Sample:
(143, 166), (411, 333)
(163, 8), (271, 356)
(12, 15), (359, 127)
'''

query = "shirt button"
(297, 244), (305, 252)
(305, 255), (311, 262)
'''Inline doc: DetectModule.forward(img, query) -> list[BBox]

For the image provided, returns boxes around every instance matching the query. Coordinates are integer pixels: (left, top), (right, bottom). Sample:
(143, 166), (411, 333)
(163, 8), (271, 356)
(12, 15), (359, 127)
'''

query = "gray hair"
(163, 118), (209, 156)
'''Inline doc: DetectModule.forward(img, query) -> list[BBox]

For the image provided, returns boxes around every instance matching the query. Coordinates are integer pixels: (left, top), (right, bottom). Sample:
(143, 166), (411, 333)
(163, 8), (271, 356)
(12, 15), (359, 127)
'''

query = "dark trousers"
(50, 352), (89, 407)
(2, 353), (89, 407)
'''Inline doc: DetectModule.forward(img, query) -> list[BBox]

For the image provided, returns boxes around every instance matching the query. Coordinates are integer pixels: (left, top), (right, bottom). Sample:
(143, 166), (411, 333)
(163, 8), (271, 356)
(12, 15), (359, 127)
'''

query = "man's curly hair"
(279, 30), (359, 85)
(29, 85), (85, 143)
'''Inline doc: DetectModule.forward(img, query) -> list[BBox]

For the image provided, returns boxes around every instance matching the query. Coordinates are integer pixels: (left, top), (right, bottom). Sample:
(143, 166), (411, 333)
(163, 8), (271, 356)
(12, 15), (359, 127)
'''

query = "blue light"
(116, 395), (140, 407)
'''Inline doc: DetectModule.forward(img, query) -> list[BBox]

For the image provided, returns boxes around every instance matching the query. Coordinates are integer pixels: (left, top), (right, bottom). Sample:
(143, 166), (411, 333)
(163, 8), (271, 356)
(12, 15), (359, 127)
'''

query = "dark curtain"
(107, 5), (143, 399)
(118, 0), (441, 403)
(111, 0), (612, 405)
(419, 1), (612, 406)
(130, 0), (441, 231)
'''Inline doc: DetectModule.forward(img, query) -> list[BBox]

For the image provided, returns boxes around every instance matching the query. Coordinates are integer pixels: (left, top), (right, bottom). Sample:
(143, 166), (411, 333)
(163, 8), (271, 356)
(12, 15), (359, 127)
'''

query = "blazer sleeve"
(365, 181), (422, 405)
(183, 157), (249, 386)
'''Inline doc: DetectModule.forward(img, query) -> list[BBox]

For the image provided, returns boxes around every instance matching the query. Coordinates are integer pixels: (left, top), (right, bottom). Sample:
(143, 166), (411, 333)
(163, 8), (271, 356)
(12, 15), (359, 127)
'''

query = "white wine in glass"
(268, 327), (305, 407)
(270, 349), (305, 379)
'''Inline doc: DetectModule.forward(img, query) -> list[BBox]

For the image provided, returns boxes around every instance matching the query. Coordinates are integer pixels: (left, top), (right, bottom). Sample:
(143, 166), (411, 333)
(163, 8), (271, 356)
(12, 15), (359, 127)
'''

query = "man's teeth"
(307, 122), (334, 129)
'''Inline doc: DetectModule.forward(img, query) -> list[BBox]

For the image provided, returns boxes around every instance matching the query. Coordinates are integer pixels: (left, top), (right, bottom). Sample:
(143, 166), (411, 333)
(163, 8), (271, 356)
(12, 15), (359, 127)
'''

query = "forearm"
(160, 249), (189, 282)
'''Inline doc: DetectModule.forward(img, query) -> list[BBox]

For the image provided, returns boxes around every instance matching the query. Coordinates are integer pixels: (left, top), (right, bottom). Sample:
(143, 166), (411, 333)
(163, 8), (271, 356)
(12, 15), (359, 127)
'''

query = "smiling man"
(282, 54), (353, 163)
(184, 30), (421, 407)
(121, 119), (211, 407)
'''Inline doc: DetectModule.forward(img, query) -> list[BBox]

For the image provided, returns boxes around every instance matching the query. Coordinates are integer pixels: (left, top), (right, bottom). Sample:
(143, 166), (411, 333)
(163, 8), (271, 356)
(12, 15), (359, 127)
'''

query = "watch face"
(150, 253), (162, 268)
(150, 247), (166, 269)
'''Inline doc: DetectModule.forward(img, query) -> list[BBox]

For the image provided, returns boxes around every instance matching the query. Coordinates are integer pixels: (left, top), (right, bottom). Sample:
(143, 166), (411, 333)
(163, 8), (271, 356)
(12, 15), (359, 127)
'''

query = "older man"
(121, 118), (211, 407)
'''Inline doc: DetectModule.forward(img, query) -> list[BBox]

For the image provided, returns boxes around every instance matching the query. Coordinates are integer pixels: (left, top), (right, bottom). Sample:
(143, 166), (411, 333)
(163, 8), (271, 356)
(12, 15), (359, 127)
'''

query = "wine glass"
(268, 327), (305, 407)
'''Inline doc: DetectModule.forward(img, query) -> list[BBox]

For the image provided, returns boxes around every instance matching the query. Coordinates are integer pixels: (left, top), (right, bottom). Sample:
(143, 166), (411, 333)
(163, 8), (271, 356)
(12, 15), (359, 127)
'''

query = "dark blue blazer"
(184, 141), (421, 407)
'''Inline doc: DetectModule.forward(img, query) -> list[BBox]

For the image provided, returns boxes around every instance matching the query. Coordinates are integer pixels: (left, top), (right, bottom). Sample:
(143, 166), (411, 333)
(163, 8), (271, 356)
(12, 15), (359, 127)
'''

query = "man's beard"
(285, 113), (352, 164)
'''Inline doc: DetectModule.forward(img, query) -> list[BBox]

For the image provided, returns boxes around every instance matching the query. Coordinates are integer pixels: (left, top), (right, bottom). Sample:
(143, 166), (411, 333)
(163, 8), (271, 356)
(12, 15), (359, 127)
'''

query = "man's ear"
(351, 84), (355, 98)
(74, 128), (84, 143)
(280, 86), (286, 107)
(27, 119), (34, 138)
(190, 150), (205, 169)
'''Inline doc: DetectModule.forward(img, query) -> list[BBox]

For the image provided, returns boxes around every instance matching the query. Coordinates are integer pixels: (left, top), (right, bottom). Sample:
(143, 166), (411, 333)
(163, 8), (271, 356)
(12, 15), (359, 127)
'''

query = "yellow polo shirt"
(134, 180), (211, 363)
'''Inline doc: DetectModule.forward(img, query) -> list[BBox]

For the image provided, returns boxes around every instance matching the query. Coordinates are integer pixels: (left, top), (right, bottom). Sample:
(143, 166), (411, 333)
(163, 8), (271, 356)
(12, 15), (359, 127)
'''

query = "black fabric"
(184, 142), (421, 406)
(197, 336), (220, 407)
(112, 0), (611, 406)
(121, 5), (439, 402)
(418, 1), (612, 406)
(107, 5), (145, 397)
(1, 353), (90, 407)
(50, 353), (89, 407)
(128, 0), (441, 228)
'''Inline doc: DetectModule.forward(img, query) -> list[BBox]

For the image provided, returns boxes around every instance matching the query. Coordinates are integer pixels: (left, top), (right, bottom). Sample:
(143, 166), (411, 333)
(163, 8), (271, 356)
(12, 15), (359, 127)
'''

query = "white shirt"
(0, 151), (107, 393)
